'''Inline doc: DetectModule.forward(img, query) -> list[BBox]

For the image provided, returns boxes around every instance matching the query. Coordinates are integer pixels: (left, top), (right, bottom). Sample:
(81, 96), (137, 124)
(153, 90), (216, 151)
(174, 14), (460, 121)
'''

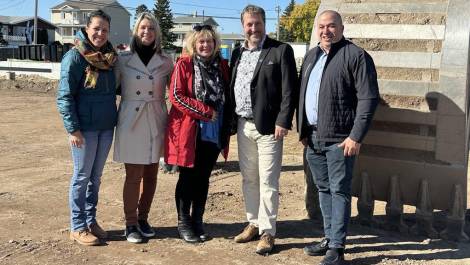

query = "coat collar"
(147, 53), (167, 74)
(125, 52), (166, 75)
(316, 37), (347, 55)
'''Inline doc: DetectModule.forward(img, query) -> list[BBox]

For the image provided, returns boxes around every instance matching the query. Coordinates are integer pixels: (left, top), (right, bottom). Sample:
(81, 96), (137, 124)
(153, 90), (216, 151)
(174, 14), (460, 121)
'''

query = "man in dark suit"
(228, 4), (298, 255)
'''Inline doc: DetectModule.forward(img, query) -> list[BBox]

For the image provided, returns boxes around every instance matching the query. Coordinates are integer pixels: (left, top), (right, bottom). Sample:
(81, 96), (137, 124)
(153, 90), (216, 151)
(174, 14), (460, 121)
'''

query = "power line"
(170, 0), (277, 12)
(173, 12), (278, 21)
(55, 1), (313, 22)
(0, 0), (25, 12)
(171, 1), (241, 12)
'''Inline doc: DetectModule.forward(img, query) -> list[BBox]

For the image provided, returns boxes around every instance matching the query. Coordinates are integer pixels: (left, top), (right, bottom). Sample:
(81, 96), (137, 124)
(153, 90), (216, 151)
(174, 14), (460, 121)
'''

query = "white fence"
(0, 59), (60, 79)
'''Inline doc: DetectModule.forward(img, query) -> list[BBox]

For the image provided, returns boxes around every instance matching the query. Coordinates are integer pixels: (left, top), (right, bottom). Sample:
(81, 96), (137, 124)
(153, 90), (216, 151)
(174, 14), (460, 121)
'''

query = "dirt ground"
(1, 78), (470, 265)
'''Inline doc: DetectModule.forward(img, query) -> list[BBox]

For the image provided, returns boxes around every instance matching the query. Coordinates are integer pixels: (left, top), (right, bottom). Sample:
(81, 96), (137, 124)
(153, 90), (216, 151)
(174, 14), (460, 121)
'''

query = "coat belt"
(126, 98), (165, 132)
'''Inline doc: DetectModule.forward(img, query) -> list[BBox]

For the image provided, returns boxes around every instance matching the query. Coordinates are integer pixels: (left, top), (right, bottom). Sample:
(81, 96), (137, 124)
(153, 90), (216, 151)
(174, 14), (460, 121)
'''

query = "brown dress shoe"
(89, 223), (108, 239)
(256, 232), (275, 254)
(234, 224), (259, 243)
(70, 230), (100, 246)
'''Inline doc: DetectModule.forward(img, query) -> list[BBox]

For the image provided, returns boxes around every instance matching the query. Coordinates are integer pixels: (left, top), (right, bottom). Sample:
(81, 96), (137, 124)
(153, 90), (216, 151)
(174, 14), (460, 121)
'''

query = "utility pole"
(202, 10), (205, 24)
(33, 0), (38, 44)
(276, 5), (280, 40)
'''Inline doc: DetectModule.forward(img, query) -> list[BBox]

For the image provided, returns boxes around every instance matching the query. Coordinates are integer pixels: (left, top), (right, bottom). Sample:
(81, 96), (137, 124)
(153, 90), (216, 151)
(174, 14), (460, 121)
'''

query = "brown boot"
(89, 222), (108, 239)
(234, 224), (259, 243)
(70, 229), (100, 246)
(256, 232), (275, 254)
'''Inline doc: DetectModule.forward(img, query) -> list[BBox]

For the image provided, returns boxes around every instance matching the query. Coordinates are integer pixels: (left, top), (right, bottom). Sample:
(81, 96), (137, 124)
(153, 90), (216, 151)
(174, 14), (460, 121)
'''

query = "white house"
(171, 14), (219, 48)
(50, 0), (131, 45)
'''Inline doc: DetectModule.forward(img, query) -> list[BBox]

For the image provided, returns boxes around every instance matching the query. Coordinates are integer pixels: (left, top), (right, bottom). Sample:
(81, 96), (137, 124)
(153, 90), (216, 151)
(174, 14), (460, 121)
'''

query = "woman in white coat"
(114, 12), (173, 243)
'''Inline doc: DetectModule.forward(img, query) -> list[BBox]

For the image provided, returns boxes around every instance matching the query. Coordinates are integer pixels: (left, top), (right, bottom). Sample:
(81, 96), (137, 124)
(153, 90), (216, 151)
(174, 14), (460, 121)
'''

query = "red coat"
(164, 55), (230, 168)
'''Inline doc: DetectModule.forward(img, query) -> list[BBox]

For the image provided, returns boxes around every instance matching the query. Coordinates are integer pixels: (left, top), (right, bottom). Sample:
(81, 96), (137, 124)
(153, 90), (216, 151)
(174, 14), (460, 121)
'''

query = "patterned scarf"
(193, 55), (225, 108)
(74, 30), (117, 89)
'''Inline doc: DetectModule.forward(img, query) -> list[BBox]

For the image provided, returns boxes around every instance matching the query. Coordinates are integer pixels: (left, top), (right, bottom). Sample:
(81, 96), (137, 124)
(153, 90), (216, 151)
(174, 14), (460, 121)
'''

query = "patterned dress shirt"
(233, 36), (266, 118)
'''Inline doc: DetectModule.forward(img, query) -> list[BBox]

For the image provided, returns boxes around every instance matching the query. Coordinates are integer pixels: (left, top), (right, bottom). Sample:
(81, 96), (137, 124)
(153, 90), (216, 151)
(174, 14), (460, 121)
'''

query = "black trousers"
(175, 136), (220, 223)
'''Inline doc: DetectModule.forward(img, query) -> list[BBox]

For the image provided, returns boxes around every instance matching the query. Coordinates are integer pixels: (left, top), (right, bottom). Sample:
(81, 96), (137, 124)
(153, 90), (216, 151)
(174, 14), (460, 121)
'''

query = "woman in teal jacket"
(56, 9), (117, 246)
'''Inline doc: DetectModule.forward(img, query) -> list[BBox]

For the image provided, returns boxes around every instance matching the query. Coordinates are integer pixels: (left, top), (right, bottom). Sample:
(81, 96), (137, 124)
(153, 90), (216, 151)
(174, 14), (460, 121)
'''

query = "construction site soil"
(1, 76), (469, 265)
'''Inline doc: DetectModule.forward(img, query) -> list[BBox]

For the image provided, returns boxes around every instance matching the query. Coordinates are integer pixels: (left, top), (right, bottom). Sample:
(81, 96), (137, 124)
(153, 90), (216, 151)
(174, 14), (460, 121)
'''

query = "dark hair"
(240, 5), (266, 24)
(87, 9), (111, 26)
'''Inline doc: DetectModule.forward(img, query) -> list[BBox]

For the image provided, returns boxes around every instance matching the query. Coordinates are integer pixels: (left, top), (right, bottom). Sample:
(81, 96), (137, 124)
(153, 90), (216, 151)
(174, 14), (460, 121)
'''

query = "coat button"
(136, 90), (141, 95)
(135, 107), (139, 111)
(149, 75), (154, 80)
(148, 91), (153, 95)
(136, 75), (141, 79)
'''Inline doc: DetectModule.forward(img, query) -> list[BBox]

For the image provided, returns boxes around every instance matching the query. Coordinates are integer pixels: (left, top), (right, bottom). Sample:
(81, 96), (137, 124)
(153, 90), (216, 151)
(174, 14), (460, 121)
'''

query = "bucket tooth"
(303, 147), (322, 222)
(356, 172), (374, 226)
(385, 175), (408, 233)
(440, 184), (469, 242)
(410, 179), (439, 238)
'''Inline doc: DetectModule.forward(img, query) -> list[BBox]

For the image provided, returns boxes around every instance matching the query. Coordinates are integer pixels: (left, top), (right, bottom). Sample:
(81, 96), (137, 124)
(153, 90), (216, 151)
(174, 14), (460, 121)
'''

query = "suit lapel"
(251, 47), (270, 82)
(230, 49), (242, 84)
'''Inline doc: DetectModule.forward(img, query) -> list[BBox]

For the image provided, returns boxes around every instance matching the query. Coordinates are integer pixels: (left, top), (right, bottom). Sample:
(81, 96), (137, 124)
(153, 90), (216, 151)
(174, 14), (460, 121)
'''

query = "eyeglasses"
(193, 24), (213, 32)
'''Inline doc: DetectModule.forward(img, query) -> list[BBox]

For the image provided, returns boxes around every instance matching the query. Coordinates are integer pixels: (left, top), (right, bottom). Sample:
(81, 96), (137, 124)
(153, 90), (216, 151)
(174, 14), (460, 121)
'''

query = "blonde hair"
(184, 27), (221, 59)
(130, 12), (162, 54)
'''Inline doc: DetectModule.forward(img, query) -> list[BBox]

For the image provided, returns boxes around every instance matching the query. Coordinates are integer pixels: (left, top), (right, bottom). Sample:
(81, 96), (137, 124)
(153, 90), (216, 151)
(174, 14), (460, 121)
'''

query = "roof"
(51, 0), (131, 16)
(0, 16), (57, 29)
(173, 16), (219, 26)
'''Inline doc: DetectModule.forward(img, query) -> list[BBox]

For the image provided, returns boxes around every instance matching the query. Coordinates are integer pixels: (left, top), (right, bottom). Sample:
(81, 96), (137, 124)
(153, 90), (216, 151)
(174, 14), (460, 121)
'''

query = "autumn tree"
(280, 0), (320, 42)
(153, 0), (177, 49)
(279, 0), (295, 42)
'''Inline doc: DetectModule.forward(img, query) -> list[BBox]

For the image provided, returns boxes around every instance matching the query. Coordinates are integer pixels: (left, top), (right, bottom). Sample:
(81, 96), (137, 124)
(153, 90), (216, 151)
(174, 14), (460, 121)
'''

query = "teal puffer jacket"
(56, 37), (117, 134)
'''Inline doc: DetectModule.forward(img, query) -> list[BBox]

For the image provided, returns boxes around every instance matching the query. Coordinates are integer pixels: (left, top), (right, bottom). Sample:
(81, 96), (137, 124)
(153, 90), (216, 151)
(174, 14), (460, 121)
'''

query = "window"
(61, 12), (65, 19)
(83, 12), (88, 21)
(62, 27), (72, 36)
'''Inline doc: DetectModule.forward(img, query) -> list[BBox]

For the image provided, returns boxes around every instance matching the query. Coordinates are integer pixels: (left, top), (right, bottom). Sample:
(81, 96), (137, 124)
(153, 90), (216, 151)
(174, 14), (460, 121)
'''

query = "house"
(220, 33), (244, 48)
(50, 0), (130, 45)
(0, 16), (57, 46)
(171, 14), (219, 48)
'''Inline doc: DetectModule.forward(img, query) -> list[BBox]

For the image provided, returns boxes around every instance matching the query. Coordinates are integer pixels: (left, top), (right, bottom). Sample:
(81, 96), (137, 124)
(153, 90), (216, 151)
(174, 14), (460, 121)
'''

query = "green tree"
(280, 0), (320, 42)
(279, 0), (295, 42)
(153, 0), (177, 49)
(135, 4), (149, 20)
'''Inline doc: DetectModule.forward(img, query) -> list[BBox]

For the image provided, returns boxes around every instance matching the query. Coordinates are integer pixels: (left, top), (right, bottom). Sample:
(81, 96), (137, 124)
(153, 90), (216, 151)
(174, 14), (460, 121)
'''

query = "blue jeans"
(69, 129), (113, 232)
(305, 133), (355, 249)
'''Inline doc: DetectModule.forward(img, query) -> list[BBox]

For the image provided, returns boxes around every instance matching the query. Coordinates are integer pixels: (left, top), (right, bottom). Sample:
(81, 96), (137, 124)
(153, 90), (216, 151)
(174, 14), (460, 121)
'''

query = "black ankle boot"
(191, 198), (211, 242)
(176, 197), (200, 243)
(177, 220), (200, 243)
(192, 220), (211, 242)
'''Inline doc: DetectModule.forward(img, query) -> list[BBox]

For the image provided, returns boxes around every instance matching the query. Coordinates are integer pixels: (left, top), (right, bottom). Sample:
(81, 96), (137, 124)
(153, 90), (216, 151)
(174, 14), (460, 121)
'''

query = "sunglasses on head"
(193, 24), (213, 32)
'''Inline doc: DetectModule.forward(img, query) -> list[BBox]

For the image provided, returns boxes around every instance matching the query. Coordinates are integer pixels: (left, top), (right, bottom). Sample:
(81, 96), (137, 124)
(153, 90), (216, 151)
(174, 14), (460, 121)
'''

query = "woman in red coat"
(164, 24), (230, 243)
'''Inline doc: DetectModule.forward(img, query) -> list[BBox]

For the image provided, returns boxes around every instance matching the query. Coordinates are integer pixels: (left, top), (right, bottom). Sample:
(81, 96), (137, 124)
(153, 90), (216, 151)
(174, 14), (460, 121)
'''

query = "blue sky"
(0, 0), (305, 34)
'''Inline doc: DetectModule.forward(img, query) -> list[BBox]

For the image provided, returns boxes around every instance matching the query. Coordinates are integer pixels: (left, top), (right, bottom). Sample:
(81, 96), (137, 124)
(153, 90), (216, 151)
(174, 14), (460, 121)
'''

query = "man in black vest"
(298, 10), (379, 265)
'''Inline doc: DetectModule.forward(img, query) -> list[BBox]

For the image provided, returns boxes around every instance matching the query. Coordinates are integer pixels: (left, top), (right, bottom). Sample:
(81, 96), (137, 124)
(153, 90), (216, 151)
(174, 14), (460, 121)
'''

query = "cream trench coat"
(113, 51), (173, 164)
